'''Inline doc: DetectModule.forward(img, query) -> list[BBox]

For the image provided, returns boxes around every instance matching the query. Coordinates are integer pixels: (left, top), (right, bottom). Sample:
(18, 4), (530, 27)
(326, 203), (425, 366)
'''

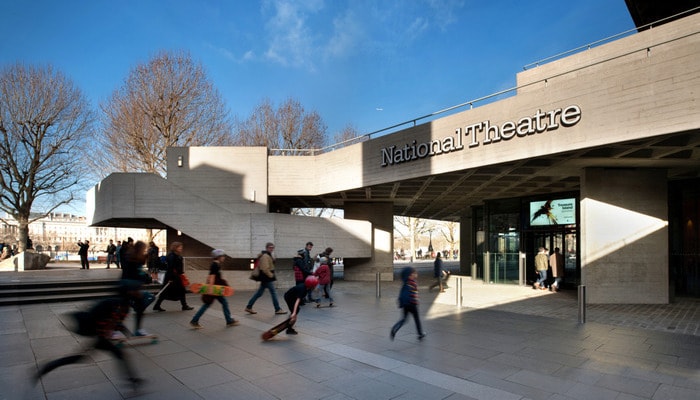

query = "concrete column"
(344, 202), (394, 281)
(459, 209), (473, 276)
(580, 168), (668, 304)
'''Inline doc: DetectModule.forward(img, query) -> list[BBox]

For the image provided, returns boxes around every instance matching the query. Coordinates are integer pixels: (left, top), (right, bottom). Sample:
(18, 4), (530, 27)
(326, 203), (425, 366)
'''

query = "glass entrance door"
(525, 229), (578, 287)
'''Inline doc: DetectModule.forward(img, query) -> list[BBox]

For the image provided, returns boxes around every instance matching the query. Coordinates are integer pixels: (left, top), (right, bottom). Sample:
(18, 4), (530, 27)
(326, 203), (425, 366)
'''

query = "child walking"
(390, 266), (426, 340)
(313, 257), (333, 307)
(190, 249), (239, 329)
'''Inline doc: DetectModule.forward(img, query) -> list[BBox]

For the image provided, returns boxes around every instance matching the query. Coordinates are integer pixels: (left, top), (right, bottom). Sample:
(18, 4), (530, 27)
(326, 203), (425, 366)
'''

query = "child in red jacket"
(313, 257), (333, 307)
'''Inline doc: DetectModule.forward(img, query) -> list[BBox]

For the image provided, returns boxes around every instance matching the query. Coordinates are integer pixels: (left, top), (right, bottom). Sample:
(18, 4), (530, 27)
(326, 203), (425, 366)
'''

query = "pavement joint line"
(320, 343), (521, 400)
(239, 312), (522, 399)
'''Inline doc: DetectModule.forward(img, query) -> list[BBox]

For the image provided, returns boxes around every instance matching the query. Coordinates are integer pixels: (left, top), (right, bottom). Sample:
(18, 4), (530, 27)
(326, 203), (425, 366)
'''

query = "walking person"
(313, 257), (333, 307)
(153, 242), (193, 311)
(283, 276), (319, 335)
(549, 247), (565, 291)
(301, 241), (315, 302)
(115, 240), (122, 269)
(292, 250), (308, 286)
(533, 247), (549, 290)
(391, 266), (426, 341)
(34, 280), (144, 388)
(190, 250), (239, 329)
(245, 242), (287, 315)
(105, 239), (117, 269)
(120, 240), (153, 337)
(147, 241), (160, 284)
(319, 247), (335, 288)
(78, 240), (90, 269)
(428, 252), (446, 292)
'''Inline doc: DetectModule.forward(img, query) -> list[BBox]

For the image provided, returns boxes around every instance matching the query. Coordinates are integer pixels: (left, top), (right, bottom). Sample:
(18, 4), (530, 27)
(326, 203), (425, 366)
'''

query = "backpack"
(249, 256), (262, 281)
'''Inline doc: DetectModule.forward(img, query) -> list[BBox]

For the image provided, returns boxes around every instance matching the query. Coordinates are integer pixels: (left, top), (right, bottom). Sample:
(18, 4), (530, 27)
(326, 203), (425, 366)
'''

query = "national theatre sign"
(380, 105), (582, 167)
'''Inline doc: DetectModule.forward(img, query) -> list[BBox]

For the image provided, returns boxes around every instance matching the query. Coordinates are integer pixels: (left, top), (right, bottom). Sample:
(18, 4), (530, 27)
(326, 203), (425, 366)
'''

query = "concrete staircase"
(0, 280), (162, 306)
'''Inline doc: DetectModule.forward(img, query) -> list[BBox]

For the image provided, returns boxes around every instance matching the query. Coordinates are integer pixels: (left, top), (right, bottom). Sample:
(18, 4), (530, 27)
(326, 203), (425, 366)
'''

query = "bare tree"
(394, 216), (434, 261)
(234, 98), (278, 147)
(331, 123), (367, 150)
(235, 97), (327, 155)
(95, 50), (233, 177)
(439, 221), (460, 255)
(0, 63), (94, 252)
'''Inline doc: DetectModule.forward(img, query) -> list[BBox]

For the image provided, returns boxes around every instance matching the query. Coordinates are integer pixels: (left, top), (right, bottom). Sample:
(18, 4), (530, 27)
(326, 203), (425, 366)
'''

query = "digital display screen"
(529, 198), (576, 226)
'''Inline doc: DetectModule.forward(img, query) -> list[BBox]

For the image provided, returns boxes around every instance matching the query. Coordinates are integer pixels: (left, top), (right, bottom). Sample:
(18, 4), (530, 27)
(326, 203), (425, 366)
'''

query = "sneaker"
(134, 329), (150, 337)
(275, 309), (288, 314)
(390, 328), (396, 341)
(245, 307), (257, 314)
(329, 303), (334, 307)
(285, 328), (298, 335)
(226, 320), (239, 327)
(182, 305), (194, 311)
(316, 303), (321, 308)
(110, 331), (127, 340)
(153, 306), (166, 312)
(190, 321), (202, 329)
(418, 333), (426, 340)
(128, 377), (144, 389)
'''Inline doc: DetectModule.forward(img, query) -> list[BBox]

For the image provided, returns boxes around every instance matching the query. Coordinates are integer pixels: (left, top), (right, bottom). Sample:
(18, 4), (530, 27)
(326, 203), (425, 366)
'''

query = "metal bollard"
(376, 272), (381, 298)
(455, 276), (463, 307)
(578, 285), (586, 323)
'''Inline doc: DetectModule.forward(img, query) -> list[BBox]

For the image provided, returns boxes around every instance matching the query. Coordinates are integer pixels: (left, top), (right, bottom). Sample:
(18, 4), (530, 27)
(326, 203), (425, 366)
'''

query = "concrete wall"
(580, 168), (669, 304)
(88, 173), (373, 261)
(266, 13), (700, 196)
(344, 202), (394, 281)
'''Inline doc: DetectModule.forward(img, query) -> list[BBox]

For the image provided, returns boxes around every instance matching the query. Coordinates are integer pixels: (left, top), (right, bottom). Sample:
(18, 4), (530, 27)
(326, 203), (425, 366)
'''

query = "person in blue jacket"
(390, 266), (426, 341)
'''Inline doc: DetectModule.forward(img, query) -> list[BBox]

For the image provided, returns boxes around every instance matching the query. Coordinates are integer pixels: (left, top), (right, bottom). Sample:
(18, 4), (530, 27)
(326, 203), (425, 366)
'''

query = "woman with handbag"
(153, 242), (194, 312)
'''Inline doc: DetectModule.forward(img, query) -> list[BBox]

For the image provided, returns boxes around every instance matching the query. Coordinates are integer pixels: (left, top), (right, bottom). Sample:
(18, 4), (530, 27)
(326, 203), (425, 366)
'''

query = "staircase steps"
(0, 280), (162, 306)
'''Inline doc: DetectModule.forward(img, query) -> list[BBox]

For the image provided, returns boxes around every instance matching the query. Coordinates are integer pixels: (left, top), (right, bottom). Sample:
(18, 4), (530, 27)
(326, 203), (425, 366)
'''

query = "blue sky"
(2, 0), (634, 139)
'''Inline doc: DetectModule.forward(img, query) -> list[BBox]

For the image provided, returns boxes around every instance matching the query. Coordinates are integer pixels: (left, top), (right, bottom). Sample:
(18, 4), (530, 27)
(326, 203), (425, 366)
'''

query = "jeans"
(192, 296), (233, 324)
(536, 270), (548, 287)
(106, 254), (115, 268)
(314, 284), (333, 304)
(391, 303), (423, 336)
(246, 281), (282, 311)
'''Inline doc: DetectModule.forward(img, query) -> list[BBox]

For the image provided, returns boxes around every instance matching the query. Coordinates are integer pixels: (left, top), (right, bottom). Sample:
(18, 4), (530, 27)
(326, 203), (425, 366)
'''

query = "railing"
(523, 6), (700, 70)
(271, 6), (700, 156)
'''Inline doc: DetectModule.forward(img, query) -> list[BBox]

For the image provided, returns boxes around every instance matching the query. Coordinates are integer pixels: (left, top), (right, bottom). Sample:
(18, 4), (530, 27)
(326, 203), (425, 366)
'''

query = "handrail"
(523, 6), (700, 70)
(271, 6), (700, 157)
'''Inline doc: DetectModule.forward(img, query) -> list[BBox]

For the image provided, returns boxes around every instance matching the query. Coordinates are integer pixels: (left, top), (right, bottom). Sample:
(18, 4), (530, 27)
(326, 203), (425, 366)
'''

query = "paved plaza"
(1, 264), (699, 399)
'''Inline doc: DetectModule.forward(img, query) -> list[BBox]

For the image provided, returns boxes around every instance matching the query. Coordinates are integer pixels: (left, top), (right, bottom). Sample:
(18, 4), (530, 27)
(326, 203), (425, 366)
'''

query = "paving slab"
(1, 263), (699, 399)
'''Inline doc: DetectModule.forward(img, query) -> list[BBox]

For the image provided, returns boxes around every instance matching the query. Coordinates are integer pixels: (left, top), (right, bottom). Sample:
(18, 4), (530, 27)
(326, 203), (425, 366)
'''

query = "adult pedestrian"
(115, 240), (122, 269)
(301, 241), (314, 302)
(533, 247), (548, 290)
(120, 240), (153, 337)
(152, 242), (194, 311)
(292, 250), (308, 286)
(34, 280), (144, 388)
(105, 240), (117, 269)
(549, 247), (565, 291)
(190, 249), (239, 328)
(147, 241), (160, 284)
(245, 242), (287, 315)
(78, 240), (90, 269)
(428, 252), (446, 292)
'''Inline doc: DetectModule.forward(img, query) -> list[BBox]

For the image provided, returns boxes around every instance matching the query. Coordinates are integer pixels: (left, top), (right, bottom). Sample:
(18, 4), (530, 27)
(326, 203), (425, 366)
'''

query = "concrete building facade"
(88, 8), (700, 303)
